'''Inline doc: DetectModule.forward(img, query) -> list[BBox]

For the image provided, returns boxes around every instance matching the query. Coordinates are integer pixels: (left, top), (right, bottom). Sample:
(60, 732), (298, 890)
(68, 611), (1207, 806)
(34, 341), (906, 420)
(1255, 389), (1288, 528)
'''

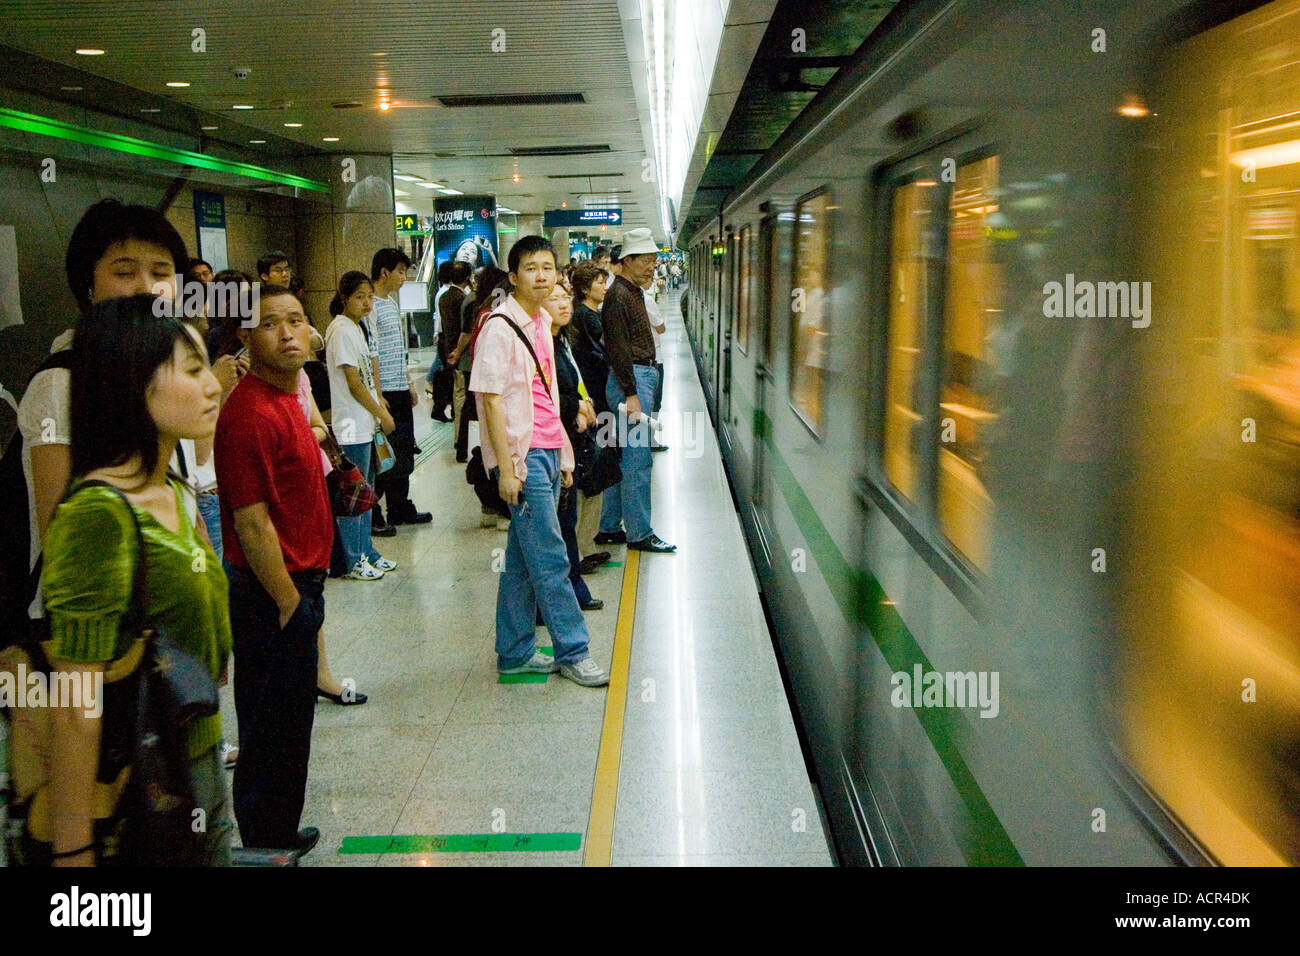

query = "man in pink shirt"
(469, 236), (610, 686)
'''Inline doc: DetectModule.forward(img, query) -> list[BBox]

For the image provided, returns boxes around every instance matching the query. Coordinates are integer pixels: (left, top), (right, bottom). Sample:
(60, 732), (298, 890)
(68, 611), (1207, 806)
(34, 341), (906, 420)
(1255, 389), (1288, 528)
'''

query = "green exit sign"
(395, 214), (421, 234)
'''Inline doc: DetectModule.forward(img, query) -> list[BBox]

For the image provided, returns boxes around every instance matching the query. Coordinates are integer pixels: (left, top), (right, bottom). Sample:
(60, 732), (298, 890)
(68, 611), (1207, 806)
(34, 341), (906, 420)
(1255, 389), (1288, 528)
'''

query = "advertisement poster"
(434, 196), (499, 270)
(193, 190), (229, 272)
(568, 238), (592, 261)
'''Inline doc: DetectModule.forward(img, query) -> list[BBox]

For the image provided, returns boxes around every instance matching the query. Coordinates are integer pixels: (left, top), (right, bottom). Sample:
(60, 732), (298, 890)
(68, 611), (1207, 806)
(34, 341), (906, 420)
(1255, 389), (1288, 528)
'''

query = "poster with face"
(434, 196), (499, 271)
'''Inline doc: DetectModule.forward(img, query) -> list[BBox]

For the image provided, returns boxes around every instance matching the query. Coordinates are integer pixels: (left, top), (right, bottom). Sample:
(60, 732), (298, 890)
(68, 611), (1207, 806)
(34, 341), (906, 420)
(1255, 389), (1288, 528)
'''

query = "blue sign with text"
(543, 207), (622, 228)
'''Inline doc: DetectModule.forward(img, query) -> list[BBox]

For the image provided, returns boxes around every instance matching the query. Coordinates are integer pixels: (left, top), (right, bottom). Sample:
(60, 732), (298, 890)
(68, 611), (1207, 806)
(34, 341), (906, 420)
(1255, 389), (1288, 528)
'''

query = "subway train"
(681, 0), (1300, 865)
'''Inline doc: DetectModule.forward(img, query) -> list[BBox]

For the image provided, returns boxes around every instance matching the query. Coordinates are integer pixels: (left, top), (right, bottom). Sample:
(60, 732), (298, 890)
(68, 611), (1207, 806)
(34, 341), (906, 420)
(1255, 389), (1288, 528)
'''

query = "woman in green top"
(43, 294), (231, 866)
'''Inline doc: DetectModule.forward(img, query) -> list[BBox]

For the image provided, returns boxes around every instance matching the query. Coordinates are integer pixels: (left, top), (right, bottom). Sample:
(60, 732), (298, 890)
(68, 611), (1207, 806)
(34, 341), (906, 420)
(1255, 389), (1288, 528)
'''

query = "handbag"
(373, 429), (396, 474)
(580, 441), (623, 498)
(322, 430), (377, 516)
(1, 481), (219, 867)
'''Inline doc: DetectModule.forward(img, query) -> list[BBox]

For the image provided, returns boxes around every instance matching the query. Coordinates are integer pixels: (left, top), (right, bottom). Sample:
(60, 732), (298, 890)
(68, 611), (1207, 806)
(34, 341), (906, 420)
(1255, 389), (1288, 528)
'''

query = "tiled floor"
(220, 288), (832, 866)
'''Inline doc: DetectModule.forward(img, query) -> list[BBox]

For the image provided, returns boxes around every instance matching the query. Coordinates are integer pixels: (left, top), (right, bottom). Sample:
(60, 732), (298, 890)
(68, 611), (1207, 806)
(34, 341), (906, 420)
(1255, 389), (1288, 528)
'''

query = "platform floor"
(218, 287), (833, 866)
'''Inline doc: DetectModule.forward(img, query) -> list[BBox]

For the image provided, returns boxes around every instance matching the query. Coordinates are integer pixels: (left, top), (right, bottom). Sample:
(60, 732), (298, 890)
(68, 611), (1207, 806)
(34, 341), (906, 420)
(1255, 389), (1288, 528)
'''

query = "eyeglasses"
(269, 264), (291, 276)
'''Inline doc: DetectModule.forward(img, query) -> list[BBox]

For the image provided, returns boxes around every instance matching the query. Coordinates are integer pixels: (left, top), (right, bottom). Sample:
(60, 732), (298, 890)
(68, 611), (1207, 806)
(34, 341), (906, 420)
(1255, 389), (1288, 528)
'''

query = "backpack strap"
(490, 312), (554, 407)
(63, 480), (150, 631)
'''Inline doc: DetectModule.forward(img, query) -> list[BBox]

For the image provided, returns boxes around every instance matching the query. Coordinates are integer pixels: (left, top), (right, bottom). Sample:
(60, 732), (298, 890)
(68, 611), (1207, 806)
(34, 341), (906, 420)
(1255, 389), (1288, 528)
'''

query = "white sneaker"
(347, 558), (384, 580)
(371, 555), (397, 572)
(498, 650), (560, 675)
(480, 510), (497, 528)
(559, 657), (610, 687)
(496, 516), (511, 531)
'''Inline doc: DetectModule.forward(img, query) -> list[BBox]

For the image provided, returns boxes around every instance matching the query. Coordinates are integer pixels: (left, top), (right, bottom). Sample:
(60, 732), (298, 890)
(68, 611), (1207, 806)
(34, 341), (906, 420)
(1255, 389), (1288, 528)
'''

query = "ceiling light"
(140, 108), (161, 113)
(166, 81), (190, 88)
(371, 51), (388, 56)
(75, 49), (105, 56)
(1119, 93), (1150, 118)
(322, 136), (340, 142)
(60, 85), (82, 91)
(378, 101), (391, 111)
(438, 187), (463, 194)
(414, 182), (440, 189)
(512, 173), (520, 183)
(232, 104), (254, 110)
(393, 174), (423, 182)
(561, 201), (567, 208)
(249, 139), (266, 144)
(201, 125), (218, 130)
(283, 122), (302, 128)
(394, 188), (410, 197)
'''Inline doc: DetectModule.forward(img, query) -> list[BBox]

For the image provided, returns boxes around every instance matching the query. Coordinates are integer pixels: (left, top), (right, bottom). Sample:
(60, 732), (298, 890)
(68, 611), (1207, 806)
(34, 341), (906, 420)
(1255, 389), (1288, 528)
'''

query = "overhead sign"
(543, 207), (622, 228)
(395, 213), (422, 234)
(193, 190), (229, 272)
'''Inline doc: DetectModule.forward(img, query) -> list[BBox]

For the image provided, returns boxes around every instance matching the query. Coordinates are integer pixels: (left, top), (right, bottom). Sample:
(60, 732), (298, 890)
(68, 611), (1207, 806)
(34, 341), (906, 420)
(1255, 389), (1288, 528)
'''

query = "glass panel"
(790, 192), (831, 434)
(884, 180), (934, 500)
(938, 156), (1001, 571)
(737, 225), (751, 353)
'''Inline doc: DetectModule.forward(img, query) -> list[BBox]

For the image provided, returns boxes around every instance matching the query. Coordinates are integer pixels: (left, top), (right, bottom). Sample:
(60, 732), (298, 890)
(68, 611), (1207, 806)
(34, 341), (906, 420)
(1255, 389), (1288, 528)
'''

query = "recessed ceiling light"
(394, 188), (410, 197)
(249, 139), (266, 144)
(438, 187), (463, 195)
(75, 48), (105, 55)
(60, 85), (82, 91)
(414, 182), (440, 189)
(232, 104), (254, 110)
(166, 81), (190, 88)
(140, 108), (161, 113)
(393, 174), (423, 182)
(371, 51), (388, 56)
(322, 136), (340, 142)
(378, 102), (391, 111)
(283, 122), (302, 127)
(201, 125), (218, 130)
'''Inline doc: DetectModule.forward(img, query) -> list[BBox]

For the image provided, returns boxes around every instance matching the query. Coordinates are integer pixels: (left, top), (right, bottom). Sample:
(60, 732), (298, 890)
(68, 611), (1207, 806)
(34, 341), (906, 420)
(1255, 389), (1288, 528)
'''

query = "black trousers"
(376, 389), (416, 516)
(229, 565), (326, 848)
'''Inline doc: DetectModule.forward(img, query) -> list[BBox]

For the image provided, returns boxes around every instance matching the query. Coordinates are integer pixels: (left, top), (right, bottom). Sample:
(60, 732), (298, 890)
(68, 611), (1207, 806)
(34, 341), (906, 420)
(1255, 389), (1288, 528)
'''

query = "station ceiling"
(0, 0), (664, 236)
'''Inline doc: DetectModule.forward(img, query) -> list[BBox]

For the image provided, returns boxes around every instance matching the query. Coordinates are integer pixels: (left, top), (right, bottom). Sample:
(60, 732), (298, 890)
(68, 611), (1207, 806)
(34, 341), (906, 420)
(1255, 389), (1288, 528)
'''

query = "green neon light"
(0, 107), (330, 193)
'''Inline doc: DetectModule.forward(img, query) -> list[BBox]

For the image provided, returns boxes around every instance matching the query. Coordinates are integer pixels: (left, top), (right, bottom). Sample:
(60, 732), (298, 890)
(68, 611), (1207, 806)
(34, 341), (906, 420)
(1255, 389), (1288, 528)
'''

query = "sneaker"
(498, 650), (560, 676)
(594, 529), (626, 545)
(221, 741), (238, 769)
(628, 534), (677, 553)
(480, 510), (498, 528)
(347, 558), (384, 580)
(559, 657), (610, 687)
(496, 516), (511, 531)
(371, 556), (397, 572)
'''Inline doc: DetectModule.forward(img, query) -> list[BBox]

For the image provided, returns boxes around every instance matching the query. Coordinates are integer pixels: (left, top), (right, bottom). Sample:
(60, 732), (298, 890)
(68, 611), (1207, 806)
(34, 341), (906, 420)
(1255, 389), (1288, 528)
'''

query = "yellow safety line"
(584, 549), (640, 866)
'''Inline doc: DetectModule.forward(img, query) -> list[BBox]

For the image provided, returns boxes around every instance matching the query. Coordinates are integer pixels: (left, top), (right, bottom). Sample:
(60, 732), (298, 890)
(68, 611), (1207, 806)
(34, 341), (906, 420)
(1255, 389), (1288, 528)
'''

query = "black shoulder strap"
(491, 312), (554, 403)
(66, 480), (149, 628)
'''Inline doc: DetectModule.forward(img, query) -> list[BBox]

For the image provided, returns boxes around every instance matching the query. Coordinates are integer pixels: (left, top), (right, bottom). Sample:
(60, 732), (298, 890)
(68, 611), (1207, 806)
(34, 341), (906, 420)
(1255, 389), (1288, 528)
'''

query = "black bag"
(1, 481), (219, 867)
(465, 446), (509, 517)
(0, 349), (74, 647)
(579, 439), (622, 498)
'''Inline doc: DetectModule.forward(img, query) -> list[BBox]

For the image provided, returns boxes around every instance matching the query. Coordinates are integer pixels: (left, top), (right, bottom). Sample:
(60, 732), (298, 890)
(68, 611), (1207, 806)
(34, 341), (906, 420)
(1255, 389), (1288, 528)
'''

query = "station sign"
(543, 207), (622, 228)
(395, 213), (423, 235)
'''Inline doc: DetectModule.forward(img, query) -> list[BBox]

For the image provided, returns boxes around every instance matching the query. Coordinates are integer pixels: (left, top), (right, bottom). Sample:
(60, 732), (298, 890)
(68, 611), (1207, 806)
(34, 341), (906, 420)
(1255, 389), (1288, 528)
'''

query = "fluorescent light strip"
(0, 106), (329, 193)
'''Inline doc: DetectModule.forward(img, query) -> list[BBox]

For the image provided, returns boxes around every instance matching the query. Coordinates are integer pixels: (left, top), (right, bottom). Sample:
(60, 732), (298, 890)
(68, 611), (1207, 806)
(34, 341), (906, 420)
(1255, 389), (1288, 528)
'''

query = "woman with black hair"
(41, 294), (232, 866)
(326, 270), (395, 580)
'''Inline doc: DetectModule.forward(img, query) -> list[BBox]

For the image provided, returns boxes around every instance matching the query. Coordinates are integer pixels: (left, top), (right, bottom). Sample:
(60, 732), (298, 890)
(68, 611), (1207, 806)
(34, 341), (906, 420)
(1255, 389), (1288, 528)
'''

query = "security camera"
(233, 67), (251, 80)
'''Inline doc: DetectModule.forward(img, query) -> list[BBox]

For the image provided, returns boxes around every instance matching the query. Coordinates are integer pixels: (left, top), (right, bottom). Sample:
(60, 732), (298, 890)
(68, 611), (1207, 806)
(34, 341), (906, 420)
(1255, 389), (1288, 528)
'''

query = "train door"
(750, 213), (780, 564)
(719, 229), (736, 433)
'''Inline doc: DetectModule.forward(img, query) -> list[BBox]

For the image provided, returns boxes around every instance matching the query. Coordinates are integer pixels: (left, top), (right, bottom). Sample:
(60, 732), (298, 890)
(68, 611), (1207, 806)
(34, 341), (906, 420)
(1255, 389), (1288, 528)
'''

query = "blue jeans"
(338, 441), (381, 568)
(198, 489), (223, 562)
(496, 448), (591, 669)
(600, 365), (658, 542)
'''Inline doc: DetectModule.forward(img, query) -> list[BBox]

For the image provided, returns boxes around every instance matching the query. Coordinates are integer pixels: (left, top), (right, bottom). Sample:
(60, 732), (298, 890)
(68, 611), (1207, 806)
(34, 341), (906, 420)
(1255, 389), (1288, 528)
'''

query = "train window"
(789, 190), (832, 435)
(937, 156), (1001, 571)
(883, 179), (934, 501)
(737, 224), (752, 354)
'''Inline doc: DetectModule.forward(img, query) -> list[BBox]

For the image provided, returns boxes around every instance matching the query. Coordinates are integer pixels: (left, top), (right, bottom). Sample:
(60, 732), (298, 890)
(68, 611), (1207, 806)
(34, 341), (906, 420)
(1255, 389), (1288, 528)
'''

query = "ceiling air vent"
(332, 101), (364, 109)
(509, 144), (611, 157)
(435, 93), (585, 108)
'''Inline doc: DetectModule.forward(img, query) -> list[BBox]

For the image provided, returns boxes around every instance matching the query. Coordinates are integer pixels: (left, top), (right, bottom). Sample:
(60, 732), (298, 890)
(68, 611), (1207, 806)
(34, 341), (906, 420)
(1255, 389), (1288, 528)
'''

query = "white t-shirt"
(643, 284), (664, 354)
(17, 348), (71, 618)
(326, 315), (377, 443)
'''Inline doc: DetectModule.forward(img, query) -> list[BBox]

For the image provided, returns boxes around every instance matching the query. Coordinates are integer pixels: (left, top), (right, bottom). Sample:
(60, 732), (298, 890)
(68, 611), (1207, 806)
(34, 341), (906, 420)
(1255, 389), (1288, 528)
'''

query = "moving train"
(682, 0), (1300, 865)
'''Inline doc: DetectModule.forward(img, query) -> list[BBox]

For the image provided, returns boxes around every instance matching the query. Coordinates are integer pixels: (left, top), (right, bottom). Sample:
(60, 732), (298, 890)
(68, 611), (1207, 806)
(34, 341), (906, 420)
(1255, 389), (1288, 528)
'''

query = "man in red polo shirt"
(215, 285), (333, 855)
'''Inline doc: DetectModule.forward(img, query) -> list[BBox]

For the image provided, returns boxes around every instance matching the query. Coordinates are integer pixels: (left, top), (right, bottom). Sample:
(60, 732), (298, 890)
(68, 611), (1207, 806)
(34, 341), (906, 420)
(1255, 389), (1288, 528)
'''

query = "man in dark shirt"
(215, 285), (332, 856)
(440, 260), (473, 462)
(596, 228), (676, 553)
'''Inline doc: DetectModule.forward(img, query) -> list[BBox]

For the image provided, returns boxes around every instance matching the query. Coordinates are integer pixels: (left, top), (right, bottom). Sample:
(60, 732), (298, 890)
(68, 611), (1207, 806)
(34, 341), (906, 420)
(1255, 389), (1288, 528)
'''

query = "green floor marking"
(497, 647), (553, 683)
(341, 833), (582, 854)
(602, 560), (623, 567)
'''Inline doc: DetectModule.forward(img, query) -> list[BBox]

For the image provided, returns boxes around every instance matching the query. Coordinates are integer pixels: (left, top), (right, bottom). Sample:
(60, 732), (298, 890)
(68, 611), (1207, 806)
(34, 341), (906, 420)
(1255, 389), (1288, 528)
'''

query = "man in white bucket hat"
(594, 228), (676, 554)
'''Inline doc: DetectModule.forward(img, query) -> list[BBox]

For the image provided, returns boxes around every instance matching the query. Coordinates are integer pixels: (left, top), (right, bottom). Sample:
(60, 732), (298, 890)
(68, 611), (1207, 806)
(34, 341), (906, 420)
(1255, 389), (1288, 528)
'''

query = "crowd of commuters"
(2, 197), (682, 865)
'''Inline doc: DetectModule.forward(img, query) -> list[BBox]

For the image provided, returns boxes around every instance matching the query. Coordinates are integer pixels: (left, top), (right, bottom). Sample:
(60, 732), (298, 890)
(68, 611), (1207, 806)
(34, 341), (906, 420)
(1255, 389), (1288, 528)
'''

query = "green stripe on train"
(751, 402), (1023, 866)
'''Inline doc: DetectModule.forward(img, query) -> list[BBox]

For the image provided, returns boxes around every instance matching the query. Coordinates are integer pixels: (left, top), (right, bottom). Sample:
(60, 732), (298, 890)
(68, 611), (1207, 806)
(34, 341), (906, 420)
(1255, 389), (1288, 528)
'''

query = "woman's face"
(93, 239), (177, 304)
(544, 284), (573, 328)
(146, 327), (222, 442)
(588, 273), (607, 305)
(344, 283), (374, 320)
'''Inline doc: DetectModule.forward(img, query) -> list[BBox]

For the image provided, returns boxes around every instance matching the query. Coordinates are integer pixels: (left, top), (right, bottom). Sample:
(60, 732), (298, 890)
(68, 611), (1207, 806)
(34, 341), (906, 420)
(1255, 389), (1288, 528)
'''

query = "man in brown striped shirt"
(596, 228), (677, 553)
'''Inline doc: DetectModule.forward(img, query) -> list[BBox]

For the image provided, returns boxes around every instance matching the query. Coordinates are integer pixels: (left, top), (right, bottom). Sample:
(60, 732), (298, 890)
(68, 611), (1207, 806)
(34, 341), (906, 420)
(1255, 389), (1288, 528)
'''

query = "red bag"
(322, 430), (376, 517)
